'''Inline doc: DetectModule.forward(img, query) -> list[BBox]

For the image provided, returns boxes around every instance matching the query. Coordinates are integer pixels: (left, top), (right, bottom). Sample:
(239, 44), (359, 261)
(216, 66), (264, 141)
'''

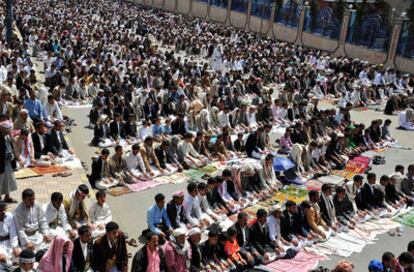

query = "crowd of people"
(0, 0), (410, 270)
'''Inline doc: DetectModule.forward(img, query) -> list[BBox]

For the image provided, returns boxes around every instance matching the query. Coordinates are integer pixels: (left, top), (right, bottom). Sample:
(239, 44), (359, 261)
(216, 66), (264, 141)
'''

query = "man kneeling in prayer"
(140, 136), (165, 177)
(183, 182), (212, 230)
(125, 144), (150, 182)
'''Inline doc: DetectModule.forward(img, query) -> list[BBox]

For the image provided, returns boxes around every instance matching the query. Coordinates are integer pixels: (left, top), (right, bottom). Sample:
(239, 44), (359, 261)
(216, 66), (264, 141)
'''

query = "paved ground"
(59, 101), (414, 270)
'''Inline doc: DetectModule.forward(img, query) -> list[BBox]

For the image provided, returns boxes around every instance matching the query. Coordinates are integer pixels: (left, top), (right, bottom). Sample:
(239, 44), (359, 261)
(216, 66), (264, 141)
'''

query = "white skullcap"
(187, 227), (201, 236)
(173, 228), (186, 237)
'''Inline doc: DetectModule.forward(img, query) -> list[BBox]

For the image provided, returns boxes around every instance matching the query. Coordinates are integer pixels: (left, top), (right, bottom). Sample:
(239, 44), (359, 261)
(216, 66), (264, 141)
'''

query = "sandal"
(60, 172), (72, 178)
(128, 239), (138, 247)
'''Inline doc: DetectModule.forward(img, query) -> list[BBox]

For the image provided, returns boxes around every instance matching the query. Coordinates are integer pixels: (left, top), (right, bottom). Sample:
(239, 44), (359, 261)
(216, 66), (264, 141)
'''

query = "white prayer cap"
(187, 228), (201, 236)
(173, 228), (187, 237)
(20, 109), (29, 114)
(269, 203), (283, 213)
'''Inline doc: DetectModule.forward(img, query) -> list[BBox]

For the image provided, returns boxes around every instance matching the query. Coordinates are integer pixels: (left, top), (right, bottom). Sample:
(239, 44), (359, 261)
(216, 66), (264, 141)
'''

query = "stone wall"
(345, 44), (387, 64)
(193, 1), (208, 18)
(395, 56), (414, 73)
(209, 6), (227, 23)
(273, 23), (297, 43)
(302, 32), (338, 53)
(177, 0), (190, 14)
(229, 10), (247, 29)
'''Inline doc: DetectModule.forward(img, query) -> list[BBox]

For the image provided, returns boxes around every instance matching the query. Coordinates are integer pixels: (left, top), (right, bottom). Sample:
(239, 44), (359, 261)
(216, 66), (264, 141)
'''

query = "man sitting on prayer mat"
(43, 192), (76, 239)
(64, 184), (90, 230)
(0, 200), (20, 270)
(13, 189), (51, 253)
(45, 120), (73, 160)
(92, 221), (128, 272)
(146, 193), (173, 243)
(89, 148), (118, 190)
(89, 190), (112, 238)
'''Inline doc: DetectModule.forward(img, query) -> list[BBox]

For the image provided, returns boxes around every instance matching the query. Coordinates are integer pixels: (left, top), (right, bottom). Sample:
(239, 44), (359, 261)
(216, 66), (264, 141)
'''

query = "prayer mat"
(153, 176), (172, 183)
(372, 147), (388, 153)
(31, 165), (68, 175)
(106, 186), (132, 197)
(393, 210), (414, 227)
(126, 180), (162, 192)
(331, 170), (356, 180)
(168, 172), (191, 184)
(199, 165), (218, 175)
(304, 179), (323, 190)
(14, 168), (42, 179)
(183, 169), (205, 180)
(265, 250), (326, 272)
(317, 175), (346, 185)
(353, 107), (369, 112)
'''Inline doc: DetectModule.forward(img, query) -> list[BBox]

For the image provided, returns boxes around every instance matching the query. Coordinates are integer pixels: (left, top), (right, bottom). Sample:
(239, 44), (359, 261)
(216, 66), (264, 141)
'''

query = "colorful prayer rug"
(106, 186), (132, 197)
(31, 165), (68, 175)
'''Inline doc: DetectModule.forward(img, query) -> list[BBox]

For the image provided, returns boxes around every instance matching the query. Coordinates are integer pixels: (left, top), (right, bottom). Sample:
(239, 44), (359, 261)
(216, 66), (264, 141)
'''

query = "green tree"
(310, 0), (320, 31)
(332, 0), (345, 23)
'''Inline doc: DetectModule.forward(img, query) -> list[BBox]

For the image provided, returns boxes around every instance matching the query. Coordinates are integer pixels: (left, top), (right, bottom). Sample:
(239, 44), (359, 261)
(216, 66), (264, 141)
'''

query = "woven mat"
(31, 165), (68, 175)
(14, 168), (42, 179)
(126, 180), (162, 192)
(107, 186), (132, 197)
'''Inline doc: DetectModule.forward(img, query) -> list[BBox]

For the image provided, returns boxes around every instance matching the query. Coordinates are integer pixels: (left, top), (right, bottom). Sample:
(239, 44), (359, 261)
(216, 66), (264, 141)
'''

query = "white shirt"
(218, 111), (230, 128)
(0, 212), (19, 248)
(80, 240), (88, 260)
(179, 142), (200, 158)
(89, 202), (112, 226)
(139, 126), (152, 141)
(44, 101), (63, 121)
(267, 215), (281, 242)
(183, 195), (202, 226)
(42, 202), (72, 232)
(125, 152), (145, 172)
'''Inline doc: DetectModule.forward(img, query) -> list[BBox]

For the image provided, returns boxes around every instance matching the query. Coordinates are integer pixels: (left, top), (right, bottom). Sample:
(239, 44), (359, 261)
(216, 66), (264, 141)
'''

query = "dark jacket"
(45, 129), (69, 155)
(318, 195), (335, 227)
(88, 157), (105, 188)
(154, 146), (168, 169)
(70, 238), (94, 272)
(89, 108), (101, 125)
(131, 245), (166, 272)
(91, 124), (110, 146)
(189, 239), (202, 272)
(171, 119), (186, 136)
(92, 232), (128, 272)
(124, 121), (137, 138)
(234, 222), (251, 249)
(166, 201), (186, 229)
(248, 221), (274, 255)
(245, 132), (260, 157)
(358, 183), (376, 210)
(280, 210), (302, 242)
(333, 194), (355, 222)
(31, 132), (46, 159)
(0, 134), (17, 174)
(109, 121), (126, 140)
